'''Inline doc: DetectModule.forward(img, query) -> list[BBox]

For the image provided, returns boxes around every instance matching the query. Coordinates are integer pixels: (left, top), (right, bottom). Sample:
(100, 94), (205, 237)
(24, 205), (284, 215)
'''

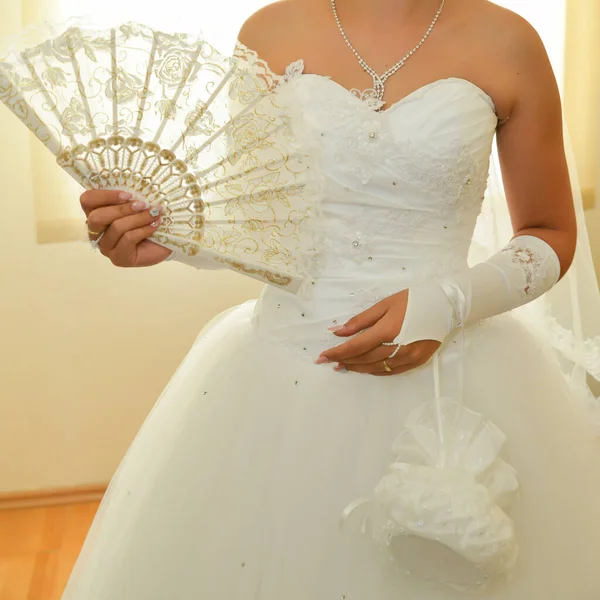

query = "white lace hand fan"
(0, 21), (318, 292)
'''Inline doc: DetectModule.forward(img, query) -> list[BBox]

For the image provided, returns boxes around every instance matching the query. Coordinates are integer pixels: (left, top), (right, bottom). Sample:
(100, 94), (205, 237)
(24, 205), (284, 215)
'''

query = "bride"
(64, 0), (600, 598)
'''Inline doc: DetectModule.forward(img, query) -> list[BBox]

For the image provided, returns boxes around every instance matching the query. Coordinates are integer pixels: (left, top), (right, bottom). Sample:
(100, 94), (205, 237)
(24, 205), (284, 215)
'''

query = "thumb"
(330, 302), (388, 337)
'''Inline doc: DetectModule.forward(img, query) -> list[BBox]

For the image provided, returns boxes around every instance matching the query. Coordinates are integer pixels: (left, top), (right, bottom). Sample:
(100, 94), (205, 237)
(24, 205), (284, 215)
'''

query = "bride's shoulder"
(237, 0), (309, 75)
(472, 1), (550, 63)
(455, 0), (555, 118)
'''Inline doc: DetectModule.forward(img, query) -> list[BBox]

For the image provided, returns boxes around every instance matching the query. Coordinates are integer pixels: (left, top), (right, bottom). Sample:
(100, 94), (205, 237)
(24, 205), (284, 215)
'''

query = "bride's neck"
(336, 0), (440, 20)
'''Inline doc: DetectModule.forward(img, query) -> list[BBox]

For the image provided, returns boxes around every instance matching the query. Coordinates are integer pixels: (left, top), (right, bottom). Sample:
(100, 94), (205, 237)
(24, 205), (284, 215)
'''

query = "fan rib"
(110, 28), (118, 134)
(20, 51), (75, 150)
(134, 31), (158, 138)
(187, 94), (265, 166)
(193, 119), (288, 181)
(198, 160), (292, 198)
(67, 30), (98, 140)
(169, 65), (237, 155)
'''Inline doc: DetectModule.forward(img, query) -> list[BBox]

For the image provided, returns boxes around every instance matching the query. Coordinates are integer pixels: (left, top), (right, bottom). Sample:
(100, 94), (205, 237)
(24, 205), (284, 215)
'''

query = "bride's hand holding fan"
(0, 21), (317, 291)
(80, 189), (172, 267)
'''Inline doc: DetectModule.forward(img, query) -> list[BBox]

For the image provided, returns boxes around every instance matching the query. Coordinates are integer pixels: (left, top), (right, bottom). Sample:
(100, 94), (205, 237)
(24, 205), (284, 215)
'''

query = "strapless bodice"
(254, 75), (499, 355)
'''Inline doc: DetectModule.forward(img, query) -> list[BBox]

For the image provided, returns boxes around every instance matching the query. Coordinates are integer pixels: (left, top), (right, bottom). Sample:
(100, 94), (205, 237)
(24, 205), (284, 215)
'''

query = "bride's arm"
(394, 14), (576, 346)
(318, 15), (577, 371)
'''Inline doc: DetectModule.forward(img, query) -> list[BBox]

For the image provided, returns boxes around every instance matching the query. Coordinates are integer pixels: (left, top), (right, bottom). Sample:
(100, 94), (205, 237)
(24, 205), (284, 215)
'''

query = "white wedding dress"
(62, 51), (600, 599)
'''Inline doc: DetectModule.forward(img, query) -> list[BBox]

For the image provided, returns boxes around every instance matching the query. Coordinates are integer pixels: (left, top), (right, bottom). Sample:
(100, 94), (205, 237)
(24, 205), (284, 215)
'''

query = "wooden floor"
(0, 502), (99, 600)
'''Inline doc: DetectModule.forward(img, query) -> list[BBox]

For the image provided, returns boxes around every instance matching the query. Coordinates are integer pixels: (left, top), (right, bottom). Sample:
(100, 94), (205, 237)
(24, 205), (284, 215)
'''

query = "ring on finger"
(87, 227), (104, 236)
(85, 219), (106, 237)
(382, 359), (393, 373)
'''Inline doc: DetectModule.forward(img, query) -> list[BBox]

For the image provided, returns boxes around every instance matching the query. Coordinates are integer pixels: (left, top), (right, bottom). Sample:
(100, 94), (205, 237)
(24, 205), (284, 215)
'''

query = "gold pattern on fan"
(0, 23), (319, 292)
(214, 256), (294, 287)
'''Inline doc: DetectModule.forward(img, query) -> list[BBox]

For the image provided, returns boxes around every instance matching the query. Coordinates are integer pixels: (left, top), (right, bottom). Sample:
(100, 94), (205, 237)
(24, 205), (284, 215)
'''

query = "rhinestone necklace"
(331, 0), (446, 105)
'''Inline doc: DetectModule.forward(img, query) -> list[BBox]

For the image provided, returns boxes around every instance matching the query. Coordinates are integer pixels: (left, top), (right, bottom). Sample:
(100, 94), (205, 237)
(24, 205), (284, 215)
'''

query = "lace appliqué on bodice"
(389, 138), (491, 224)
(308, 80), (397, 185)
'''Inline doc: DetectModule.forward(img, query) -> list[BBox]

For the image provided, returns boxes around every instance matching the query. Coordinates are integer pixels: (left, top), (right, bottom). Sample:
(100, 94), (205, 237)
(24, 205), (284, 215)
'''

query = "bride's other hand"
(81, 190), (173, 267)
(316, 290), (441, 376)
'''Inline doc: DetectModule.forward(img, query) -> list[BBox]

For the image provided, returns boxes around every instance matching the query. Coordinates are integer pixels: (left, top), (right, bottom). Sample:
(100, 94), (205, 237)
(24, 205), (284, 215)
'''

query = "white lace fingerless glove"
(395, 235), (562, 345)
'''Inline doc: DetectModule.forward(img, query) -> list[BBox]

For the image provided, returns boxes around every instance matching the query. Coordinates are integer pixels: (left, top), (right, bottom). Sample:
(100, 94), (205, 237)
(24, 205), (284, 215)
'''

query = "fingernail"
(334, 364), (347, 373)
(315, 356), (330, 364)
(149, 207), (160, 218)
(151, 218), (162, 228)
(132, 200), (148, 211)
(119, 192), (133, 201)
(328, 325), (344, 332)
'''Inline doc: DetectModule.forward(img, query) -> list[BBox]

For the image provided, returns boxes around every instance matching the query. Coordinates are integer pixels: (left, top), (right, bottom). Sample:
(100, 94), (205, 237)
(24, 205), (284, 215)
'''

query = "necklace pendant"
(331, 0), (446, 110)
(373, 75), (385, 103)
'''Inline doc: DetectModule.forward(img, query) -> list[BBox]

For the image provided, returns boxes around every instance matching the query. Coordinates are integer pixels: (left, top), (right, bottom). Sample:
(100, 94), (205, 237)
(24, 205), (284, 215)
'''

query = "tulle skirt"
(62, 300), (600, 600)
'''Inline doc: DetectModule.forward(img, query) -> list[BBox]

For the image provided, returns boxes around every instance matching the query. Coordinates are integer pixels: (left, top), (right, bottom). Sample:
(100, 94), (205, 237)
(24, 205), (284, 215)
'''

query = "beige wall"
(564, 0), (600, 199)
(564, 0), (600, 284)
(585, 208), (600, 283)
(0, 112), (261, 493)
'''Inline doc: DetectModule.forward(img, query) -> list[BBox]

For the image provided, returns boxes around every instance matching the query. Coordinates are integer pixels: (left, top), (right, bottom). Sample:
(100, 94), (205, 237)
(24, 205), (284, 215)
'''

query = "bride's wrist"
(393, 280), (456, 346)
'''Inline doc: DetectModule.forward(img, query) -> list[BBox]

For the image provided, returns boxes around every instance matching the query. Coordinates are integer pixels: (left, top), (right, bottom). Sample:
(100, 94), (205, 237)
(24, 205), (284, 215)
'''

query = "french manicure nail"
(328, 325), (344, 332)
(132, 201), (148, 211)
(315, 356), (330, 364)
(151, 218), (162, 228)
(119, 192), (133, 201)
(334, 364), (347, 373)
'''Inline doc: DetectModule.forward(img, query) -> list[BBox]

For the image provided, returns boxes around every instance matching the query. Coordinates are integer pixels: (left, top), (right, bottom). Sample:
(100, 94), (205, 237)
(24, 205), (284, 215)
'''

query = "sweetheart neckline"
(298, 73), (499, 120)
(234, 40), (499, 121)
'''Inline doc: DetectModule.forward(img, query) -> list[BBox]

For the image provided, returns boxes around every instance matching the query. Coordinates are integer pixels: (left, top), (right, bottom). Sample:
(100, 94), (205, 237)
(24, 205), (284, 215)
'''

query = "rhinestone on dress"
(352, 240), (360, 248)
(368, 132), (377, 139)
